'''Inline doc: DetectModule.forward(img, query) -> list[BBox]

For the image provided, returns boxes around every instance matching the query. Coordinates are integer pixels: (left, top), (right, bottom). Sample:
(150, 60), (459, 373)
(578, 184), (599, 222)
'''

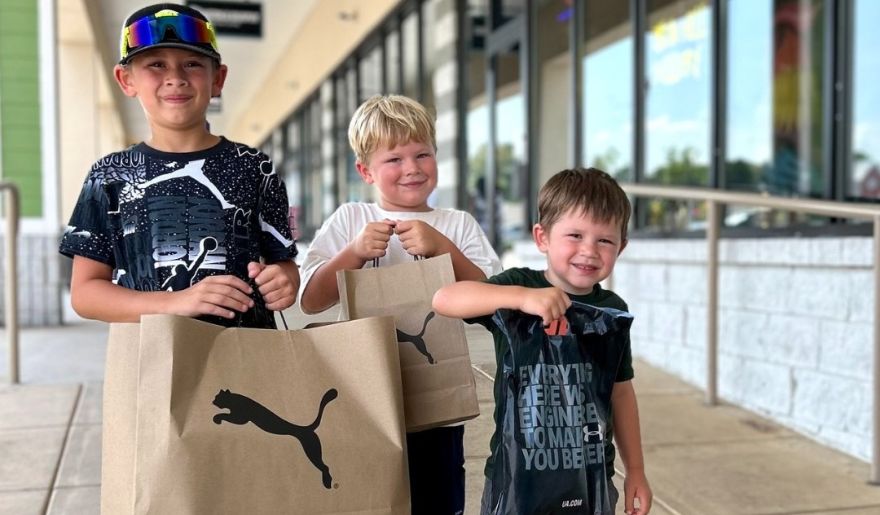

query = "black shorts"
(406, 425), (466, 515)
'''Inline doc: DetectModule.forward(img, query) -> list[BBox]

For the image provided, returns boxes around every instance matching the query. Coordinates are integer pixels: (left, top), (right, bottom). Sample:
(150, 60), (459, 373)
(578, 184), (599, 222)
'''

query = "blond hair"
(537, 167), (631, 240)
(348, 95), (436, 164)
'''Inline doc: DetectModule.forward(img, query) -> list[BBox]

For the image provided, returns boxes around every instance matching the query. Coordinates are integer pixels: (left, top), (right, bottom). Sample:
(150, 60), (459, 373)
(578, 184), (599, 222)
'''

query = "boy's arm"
(300, 220), (396, 314)
(299, 247), (364, 314)
(440, 241), (487, 282)
(70, 255), (254, 323)
(432, 280), (571, 325)
(611, 380), (653, 515)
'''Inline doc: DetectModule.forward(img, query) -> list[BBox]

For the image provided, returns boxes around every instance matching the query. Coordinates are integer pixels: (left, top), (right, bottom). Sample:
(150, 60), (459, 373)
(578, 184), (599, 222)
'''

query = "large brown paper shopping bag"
(337, 253), (480, 432)
(101, 322), (140, 515)
(101, 314), (410, 515)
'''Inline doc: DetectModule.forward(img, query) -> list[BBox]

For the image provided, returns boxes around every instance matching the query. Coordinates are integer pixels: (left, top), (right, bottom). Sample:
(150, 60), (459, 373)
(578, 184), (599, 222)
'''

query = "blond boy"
(299, 94), (501, 513)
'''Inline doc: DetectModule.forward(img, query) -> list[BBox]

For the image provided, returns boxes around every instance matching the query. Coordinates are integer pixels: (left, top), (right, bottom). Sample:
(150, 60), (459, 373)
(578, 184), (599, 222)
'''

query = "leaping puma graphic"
(396, 311), (436, 364)
(212, 388), (338, 488)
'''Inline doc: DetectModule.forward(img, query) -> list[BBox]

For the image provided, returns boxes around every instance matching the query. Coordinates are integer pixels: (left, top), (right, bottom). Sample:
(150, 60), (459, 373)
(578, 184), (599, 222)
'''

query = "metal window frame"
(632, 0), (647, 227)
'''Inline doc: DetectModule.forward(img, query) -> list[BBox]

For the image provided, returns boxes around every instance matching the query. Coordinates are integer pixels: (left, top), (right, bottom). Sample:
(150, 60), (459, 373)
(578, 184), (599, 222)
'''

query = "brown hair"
(348, 94), (436, 164)
(537, 167), (631, 240)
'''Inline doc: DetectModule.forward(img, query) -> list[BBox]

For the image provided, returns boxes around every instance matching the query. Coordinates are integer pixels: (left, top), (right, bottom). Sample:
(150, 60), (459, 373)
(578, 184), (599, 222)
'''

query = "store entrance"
(466, 12), (530, 253)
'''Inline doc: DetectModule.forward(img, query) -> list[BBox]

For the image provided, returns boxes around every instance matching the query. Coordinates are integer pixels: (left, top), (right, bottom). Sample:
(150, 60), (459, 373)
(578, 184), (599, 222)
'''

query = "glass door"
(486, 15), (528, 252)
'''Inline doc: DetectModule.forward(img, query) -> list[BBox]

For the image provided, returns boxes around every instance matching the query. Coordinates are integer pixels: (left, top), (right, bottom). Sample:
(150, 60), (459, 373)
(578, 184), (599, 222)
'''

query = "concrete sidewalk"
(2, 308), (880, 514)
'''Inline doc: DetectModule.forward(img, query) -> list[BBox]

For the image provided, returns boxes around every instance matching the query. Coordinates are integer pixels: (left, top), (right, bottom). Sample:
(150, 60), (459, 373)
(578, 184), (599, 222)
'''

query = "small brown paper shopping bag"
(101, 314), (410, 515)
(337, 253), (480, 432)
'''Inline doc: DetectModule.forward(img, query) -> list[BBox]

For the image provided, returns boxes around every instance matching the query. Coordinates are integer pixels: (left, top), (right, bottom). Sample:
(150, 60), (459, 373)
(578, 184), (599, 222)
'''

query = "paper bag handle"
(235, 277), (289, 330)
(370, 255), (424, 268)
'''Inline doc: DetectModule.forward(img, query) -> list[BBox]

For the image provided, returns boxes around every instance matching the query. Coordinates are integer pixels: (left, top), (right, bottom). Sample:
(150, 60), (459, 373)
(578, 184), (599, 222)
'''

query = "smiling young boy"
(433, 167), (653, 515)
(60, 3), (299, 328)
(299, 94), (501, 514)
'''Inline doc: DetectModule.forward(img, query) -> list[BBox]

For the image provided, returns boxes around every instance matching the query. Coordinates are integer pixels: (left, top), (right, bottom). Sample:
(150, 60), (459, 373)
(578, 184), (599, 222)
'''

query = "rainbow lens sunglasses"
(120, 9), (219, 63)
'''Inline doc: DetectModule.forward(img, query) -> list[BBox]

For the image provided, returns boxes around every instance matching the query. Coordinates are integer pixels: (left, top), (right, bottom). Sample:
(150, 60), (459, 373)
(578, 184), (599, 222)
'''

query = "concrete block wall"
(610, 236), (874, 462)
(0, 232), (64, 326)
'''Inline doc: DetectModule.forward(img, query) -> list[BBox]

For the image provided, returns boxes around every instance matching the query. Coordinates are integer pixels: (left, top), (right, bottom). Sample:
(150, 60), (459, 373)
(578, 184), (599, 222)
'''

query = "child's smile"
(533, 210), (626, 296)
(357, 140), (438, 212)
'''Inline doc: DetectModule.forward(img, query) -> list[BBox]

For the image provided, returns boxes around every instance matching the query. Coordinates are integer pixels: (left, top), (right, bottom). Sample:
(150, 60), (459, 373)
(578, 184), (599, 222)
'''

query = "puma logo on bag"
(396, 311), (436, 364)
(212, 388), (338, 488)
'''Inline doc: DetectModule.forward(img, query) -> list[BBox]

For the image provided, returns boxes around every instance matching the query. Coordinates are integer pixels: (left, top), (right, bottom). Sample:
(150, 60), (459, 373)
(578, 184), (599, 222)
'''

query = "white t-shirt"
(299, 202), (502, 306)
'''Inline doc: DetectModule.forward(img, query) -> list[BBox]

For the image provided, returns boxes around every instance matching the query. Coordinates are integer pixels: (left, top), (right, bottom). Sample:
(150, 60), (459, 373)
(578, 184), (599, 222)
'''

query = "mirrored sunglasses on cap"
(120, 9), (219, 64)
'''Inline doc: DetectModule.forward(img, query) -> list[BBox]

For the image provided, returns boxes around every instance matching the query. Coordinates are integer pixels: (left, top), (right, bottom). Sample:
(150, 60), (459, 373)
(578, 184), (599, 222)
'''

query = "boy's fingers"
(247, 261), (265, 279)
(204, 274), (252, 294)
(624, 491), (634, 514)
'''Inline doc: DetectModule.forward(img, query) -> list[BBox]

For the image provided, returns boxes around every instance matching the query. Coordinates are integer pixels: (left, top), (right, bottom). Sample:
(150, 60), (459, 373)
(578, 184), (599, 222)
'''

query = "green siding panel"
(0, 0), (41, 217)
(0, 12), (37, 36)
(2, 104), (40, 124)
(0, 42), (39, 62)
(0, 79), (40, 101)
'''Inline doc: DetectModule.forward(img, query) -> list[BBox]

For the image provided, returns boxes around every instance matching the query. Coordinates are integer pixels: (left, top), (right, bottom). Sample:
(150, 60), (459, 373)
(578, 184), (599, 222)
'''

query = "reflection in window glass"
(725, 0), (783, 228)
(495, 50), (527, 252)
(582, 1), (632, 181)
(285, 118), (301, 211)
(304, 100), (323, 237)
(851, 0), (880, 200)
(334, 73), (360, 204)
(536, 0), (571, 188)
(402, 11), (420, 100)
(498, 0), (525, 26)
(386, 29), (400, 94)
(645, 0), (711, 231)
(422, 0), (441, 110)
(345, 67), (368, 202)
(360, 45), (382, 101)
(270, 128), (284, 169)
(283, 119), (301, 239)
(467, 103), (490, 237)
(726, 0), (771, 193)
(465, 11), (489, 240)
(768, 0), (827, 199)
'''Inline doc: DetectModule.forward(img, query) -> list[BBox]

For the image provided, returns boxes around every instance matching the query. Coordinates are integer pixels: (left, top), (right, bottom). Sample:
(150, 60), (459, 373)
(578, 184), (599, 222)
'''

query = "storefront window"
(850, 0), (880, 201)
(344, 67), (367, 202)
(495, 49), (527, 251)
(767, 0), (827, 199)
(303, 100), (324, 238)
(582, 1), (632, 181)
(334, 71), (360, 204)
(422, 0), (442, 111)
(722, 0), (772, 227)
(723, 0), (830, 228)
(536, 0), (571, 188)
(726, 0), (771, 194)
(465, 8), (489, 238)
(497, 0), (525, 26)
(385, 29), (401, 94)
(285, 118), (302, 239)
(359, 45), (382, 101)
(645, 0), (711, 231)
(402, 10), (420, 100)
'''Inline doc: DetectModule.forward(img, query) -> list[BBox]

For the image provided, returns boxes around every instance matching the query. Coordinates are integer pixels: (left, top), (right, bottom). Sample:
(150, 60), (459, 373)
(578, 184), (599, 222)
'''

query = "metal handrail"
(0, 182), (19, 384)
(617, 182), (880, 484)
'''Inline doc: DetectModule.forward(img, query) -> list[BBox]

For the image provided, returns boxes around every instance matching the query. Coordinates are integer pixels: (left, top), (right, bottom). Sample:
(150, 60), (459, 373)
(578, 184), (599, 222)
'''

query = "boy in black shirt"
(60, 3), (298, 327)
(434, 168), (653, 514)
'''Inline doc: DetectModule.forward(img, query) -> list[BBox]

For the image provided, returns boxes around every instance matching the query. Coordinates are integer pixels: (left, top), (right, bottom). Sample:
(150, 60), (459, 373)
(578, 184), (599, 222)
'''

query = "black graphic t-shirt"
(59, 137), (298, 328)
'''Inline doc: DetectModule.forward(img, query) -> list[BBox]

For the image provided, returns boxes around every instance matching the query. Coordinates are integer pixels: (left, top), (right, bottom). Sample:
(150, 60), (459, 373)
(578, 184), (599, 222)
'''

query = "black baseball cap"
(119, 3), (221, 65)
